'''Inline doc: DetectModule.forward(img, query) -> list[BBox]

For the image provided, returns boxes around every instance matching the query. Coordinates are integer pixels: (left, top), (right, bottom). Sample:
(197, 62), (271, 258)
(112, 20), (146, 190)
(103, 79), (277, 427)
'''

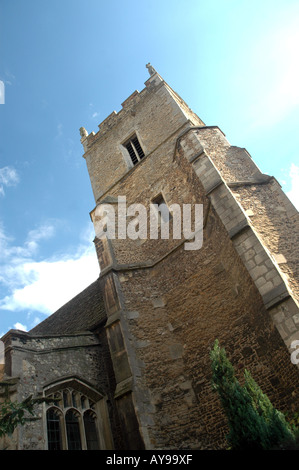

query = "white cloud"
(0, 166), (19, 196)
(0, 222), (55, 266)
(0, 80), (4, 104)
(0, 245), (99, 315)
(25, 224), (56, 254)
(55, 123), (63, 139)
(0, 341), (3, 363)
(13, 322), (27, 332)
(286, 163), (299, 211)
(29, 315), (42, 328)
(0, 166), (19, 185)
(246, 7), (299, 129)
(89, 102), (100, 120)
(0, 222), (99, 329)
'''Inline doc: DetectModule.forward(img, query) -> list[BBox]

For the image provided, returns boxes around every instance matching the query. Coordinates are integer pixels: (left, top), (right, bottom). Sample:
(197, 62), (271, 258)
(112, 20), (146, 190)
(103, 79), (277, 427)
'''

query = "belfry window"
(124, 134), (145, 165)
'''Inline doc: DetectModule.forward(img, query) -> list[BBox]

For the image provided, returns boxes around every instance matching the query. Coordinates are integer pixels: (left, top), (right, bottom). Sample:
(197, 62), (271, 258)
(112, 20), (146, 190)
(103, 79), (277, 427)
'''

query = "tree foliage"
(0, 394), (49, 438)
(210, 340), (297, 450)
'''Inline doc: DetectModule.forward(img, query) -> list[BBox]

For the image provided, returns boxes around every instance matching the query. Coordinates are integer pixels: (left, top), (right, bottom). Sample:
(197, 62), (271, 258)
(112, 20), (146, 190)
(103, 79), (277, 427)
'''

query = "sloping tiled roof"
(29, 278), (106, 335)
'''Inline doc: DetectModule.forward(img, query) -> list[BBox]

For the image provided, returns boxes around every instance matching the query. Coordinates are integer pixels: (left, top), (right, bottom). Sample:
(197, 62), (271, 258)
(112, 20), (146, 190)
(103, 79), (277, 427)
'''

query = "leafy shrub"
(210, 340), (297, 450)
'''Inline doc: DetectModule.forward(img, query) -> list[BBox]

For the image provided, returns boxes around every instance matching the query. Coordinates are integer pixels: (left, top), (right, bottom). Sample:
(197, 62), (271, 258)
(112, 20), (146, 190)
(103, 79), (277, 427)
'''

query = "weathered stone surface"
(1, 67), (298, 451)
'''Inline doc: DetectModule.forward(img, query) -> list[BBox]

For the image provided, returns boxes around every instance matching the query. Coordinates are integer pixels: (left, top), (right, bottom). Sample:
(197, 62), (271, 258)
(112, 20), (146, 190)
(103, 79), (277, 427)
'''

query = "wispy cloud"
(0, 246), (99, 316)
(0, 166), (19, 196)
(0, 81), (4, 104)
(4, 69), (16, 84)
(286, 163), (299, 211)
(89, 102), (100, 120)
(247, 9), (299, 129)
(0, 222), (99, 331)
(13, 322), (27, 332)
(55, 123), (63, 139)
(0, 222), (55, 265)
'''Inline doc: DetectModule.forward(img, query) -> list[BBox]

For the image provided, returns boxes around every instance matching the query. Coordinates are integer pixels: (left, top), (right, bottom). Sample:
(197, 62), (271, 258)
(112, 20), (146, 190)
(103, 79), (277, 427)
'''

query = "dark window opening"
(84, 411), (100, 450)
(66, 410), (82, 450)
(151, 193), (172, 224)
(124, 135), (145, 166)
(47, 409), (62, 450)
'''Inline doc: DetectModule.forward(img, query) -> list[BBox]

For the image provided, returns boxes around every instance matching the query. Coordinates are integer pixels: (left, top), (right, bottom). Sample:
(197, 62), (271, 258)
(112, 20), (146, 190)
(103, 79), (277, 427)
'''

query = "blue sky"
(0, 0), (298, 339)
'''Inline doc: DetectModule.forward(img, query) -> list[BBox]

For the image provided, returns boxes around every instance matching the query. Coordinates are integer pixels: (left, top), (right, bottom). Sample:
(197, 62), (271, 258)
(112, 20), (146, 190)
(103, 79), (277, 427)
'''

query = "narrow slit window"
(151, 193), (172, 224)
(124, 135), (145, 166)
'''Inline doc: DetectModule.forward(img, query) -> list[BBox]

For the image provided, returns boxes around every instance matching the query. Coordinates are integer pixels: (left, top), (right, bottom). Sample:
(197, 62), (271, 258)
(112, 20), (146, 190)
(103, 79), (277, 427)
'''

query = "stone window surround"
(119, 130), (146, 170)
(151, 192), (172, 225)
(43, 377), (111, 450)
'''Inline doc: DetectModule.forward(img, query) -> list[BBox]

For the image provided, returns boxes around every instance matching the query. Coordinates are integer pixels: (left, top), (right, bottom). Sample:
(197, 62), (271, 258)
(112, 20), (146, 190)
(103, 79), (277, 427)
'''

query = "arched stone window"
(83, 410), (99, 450)
(46, 408), (63, 450)
(44, 378), (113, 450)
(65, 409), (82, 450)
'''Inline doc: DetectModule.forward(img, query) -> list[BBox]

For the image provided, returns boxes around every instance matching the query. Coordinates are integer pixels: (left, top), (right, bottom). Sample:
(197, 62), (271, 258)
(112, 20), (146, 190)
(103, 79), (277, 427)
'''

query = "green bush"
(210, 340), (296, 450)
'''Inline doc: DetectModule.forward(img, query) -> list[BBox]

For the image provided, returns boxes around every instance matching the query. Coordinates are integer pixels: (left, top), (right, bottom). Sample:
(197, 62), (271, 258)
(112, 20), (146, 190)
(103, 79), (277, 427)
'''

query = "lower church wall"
(0, 330), (121, 450)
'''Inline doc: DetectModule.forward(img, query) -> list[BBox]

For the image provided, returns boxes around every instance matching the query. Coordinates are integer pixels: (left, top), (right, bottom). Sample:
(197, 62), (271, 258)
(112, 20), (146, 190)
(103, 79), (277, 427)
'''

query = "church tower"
(1, 66), (298, 451)
(79, 65), (299, 449)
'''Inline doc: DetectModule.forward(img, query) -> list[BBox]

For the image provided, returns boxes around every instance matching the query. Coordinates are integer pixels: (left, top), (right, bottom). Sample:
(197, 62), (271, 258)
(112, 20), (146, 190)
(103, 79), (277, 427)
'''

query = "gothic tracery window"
(46, 408), (62, 450)
(65, 409), (82, 450)
(45, 380), (103, 450)
(84, 410), (99, 450)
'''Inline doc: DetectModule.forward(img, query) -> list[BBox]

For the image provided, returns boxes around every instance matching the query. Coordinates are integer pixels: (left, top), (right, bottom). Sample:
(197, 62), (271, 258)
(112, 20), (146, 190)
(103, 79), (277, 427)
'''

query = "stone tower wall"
(82, 69), (299, 449)
(81, 73), (204, 202)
